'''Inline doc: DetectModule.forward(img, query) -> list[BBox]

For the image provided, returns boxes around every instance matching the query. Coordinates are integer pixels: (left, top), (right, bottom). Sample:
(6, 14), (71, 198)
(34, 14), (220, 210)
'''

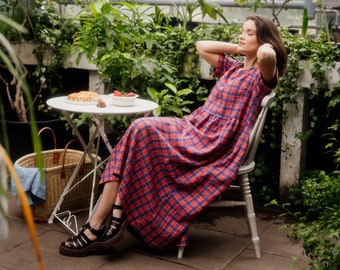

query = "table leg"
(91, 114), (113, 153)
(47, 111), (104, 234)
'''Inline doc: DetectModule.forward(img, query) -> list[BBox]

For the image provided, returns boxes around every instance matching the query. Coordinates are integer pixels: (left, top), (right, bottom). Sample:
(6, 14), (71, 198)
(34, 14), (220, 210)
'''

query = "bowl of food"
(111, 90), (138, 107)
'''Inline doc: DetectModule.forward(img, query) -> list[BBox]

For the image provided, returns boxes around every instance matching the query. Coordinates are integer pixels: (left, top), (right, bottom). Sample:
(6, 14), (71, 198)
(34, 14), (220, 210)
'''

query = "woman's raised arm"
(256, 43), (277, 83)
(196, 41), (239, 68)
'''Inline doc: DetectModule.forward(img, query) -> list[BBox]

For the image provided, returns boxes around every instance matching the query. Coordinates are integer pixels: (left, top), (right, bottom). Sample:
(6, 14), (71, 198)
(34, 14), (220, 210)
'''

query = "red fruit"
(113, 90), (123, 96)
(97, 100), (106, 108)
(127, 92), (136, 96)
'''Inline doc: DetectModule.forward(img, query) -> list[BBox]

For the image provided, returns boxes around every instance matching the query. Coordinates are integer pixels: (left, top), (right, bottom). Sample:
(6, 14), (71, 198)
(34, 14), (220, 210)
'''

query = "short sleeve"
(213, 55), (237, 78)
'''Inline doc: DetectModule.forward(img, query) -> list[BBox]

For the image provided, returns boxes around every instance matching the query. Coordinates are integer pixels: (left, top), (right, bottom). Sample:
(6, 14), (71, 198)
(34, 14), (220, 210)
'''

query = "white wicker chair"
(178, 91), (275, 259)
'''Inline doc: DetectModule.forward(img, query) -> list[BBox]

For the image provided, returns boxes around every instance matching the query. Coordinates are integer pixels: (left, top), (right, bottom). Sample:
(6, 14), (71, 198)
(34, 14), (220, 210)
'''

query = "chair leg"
(240, 173), (261, 259)
(178, 246), (185, 259)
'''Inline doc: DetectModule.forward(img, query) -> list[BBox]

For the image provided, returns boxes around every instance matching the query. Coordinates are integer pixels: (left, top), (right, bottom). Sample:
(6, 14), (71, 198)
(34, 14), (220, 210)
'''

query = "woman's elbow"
(196, 41), (207, 55)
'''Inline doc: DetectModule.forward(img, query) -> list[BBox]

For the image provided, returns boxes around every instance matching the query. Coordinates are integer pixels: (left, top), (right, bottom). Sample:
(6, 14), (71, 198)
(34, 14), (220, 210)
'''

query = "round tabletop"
(47, 95), (158, 115)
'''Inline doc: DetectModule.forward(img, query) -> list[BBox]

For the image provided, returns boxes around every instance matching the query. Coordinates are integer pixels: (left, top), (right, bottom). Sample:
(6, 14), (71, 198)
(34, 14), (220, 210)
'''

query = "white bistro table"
(47, 95), (158, 234)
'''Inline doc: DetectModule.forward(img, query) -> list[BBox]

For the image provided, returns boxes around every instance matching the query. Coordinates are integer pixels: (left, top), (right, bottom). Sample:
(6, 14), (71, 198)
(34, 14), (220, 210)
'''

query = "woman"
(60, 15), (287, 257)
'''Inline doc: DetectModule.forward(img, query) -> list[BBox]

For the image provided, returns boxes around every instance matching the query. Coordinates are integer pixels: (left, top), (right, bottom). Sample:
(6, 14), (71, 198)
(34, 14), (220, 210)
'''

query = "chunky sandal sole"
(59, 241), (100, 257)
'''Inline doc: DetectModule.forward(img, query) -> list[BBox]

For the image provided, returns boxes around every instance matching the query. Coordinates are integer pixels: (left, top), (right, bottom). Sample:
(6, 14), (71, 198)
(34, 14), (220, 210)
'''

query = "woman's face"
(238, 19), (261, 56)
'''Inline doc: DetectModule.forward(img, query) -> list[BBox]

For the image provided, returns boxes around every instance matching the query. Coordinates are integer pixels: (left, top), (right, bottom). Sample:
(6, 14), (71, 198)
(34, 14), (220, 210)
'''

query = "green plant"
(147, 83), (193, 117)
(266, 132), (340, 269)
(73, 1), (166, 92)
(324, 124), (340, 168)
(0, 13), (44, 269)
(174, 0), (228, 30)
(29, 0), (79, 102)
(261, 28), (340, 179)
(0, 12), (43, 156)
(302, 8), (309, 38)
(315, 0), (331, 42)
(267, 168), (340, 269)
(0, 0), (78, 122)
(0, 0), (31, 121)
(248, 152), (277, 202)
(71, 0), (209, 128)
(0, 145), (44, 269)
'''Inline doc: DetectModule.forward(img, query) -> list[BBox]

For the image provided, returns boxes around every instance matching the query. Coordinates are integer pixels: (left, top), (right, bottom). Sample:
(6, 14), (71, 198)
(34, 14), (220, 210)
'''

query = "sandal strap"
(110, 216), (121, 225)
(82, 222), (106, 238)
(102, 214), (127, 240)
(101, 205), (126, 239)
(68, 227), (92, 249)
(113, 204), (124, 211)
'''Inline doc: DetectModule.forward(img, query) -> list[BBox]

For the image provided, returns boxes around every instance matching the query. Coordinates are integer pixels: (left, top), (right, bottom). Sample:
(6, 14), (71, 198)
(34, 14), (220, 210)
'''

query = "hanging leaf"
(302, 8), (309, 38)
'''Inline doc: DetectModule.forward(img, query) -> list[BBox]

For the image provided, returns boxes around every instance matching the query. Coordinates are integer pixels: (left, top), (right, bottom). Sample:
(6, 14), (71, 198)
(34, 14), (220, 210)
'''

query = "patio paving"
(0, 192), (310, 270)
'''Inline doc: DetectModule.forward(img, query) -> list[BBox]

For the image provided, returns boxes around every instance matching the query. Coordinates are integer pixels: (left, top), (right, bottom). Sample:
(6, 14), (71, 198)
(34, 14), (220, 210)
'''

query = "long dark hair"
(247, 15), (287, 77)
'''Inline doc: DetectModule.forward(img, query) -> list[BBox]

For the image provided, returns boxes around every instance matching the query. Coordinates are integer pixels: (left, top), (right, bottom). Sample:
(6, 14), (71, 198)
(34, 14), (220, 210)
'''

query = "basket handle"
(37, 127), (60, 165)
(60, 139), (86, 178)
(38, 127), (57, 149)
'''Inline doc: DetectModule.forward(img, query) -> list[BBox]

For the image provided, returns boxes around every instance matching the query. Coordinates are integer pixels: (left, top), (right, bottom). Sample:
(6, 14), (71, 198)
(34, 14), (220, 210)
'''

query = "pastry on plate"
(67, 91), (100, 102)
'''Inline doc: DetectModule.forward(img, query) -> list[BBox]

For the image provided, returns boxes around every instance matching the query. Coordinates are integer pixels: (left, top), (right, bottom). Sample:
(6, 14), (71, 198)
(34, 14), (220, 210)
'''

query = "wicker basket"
(15, 127), (101, 221)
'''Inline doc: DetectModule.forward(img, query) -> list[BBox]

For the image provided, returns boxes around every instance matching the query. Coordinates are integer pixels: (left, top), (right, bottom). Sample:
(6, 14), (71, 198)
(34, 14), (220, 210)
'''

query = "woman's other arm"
(196, 41), (239, 68)
(256, 43), (277, 83)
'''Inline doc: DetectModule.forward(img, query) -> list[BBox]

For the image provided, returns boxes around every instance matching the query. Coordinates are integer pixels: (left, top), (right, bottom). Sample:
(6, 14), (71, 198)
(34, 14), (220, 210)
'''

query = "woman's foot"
(59, 222), (106, 257)
(100, 204), (128, 249)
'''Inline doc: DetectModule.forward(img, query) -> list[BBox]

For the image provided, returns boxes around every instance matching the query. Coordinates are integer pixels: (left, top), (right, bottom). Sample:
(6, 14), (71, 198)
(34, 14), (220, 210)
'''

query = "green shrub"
(268, 135), (340, 270)
(289, 170), (340, 270)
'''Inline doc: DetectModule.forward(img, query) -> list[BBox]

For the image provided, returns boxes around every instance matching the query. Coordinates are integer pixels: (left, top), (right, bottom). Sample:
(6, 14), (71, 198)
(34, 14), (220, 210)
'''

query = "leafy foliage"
(0, 0), (79, 121)
(72, 1), (207, 121)
(147, 83), (193, 117)
(267, 131), (340, 269)
(268, 168), (340, 269)
(0, 13), (43, 159)
(263, 28), (340, 178)
(29, 0), (79, 97)
(173, 0), (228, 30)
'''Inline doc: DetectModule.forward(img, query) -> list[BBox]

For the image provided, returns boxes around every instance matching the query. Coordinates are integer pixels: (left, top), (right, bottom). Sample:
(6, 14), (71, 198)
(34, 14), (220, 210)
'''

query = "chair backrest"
(243, 91), (275, 165)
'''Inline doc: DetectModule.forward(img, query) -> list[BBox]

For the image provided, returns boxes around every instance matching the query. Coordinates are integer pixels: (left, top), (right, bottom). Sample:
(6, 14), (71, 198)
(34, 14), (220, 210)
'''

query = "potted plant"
(0, 0), (78, 160)
(0, 0), (78, 121)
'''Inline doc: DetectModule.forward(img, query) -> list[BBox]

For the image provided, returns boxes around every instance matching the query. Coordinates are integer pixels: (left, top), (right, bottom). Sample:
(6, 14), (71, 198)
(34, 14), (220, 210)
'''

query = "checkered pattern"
(100, 55), (274, 249)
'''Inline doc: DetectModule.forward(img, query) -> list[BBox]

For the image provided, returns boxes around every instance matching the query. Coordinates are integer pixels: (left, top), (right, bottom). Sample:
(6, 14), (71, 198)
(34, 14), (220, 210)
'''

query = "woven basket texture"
(16, 148), (100, 221)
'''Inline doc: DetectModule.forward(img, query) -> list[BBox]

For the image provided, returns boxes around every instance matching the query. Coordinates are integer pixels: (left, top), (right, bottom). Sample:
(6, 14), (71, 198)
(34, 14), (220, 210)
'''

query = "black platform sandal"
(59, 222), (106, 257)
(100, 204), (128, 249)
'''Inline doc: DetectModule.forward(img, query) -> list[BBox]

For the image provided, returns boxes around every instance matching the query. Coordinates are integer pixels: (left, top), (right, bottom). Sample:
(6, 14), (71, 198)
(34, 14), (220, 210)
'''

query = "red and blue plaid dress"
(100, 55), (275, 249)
